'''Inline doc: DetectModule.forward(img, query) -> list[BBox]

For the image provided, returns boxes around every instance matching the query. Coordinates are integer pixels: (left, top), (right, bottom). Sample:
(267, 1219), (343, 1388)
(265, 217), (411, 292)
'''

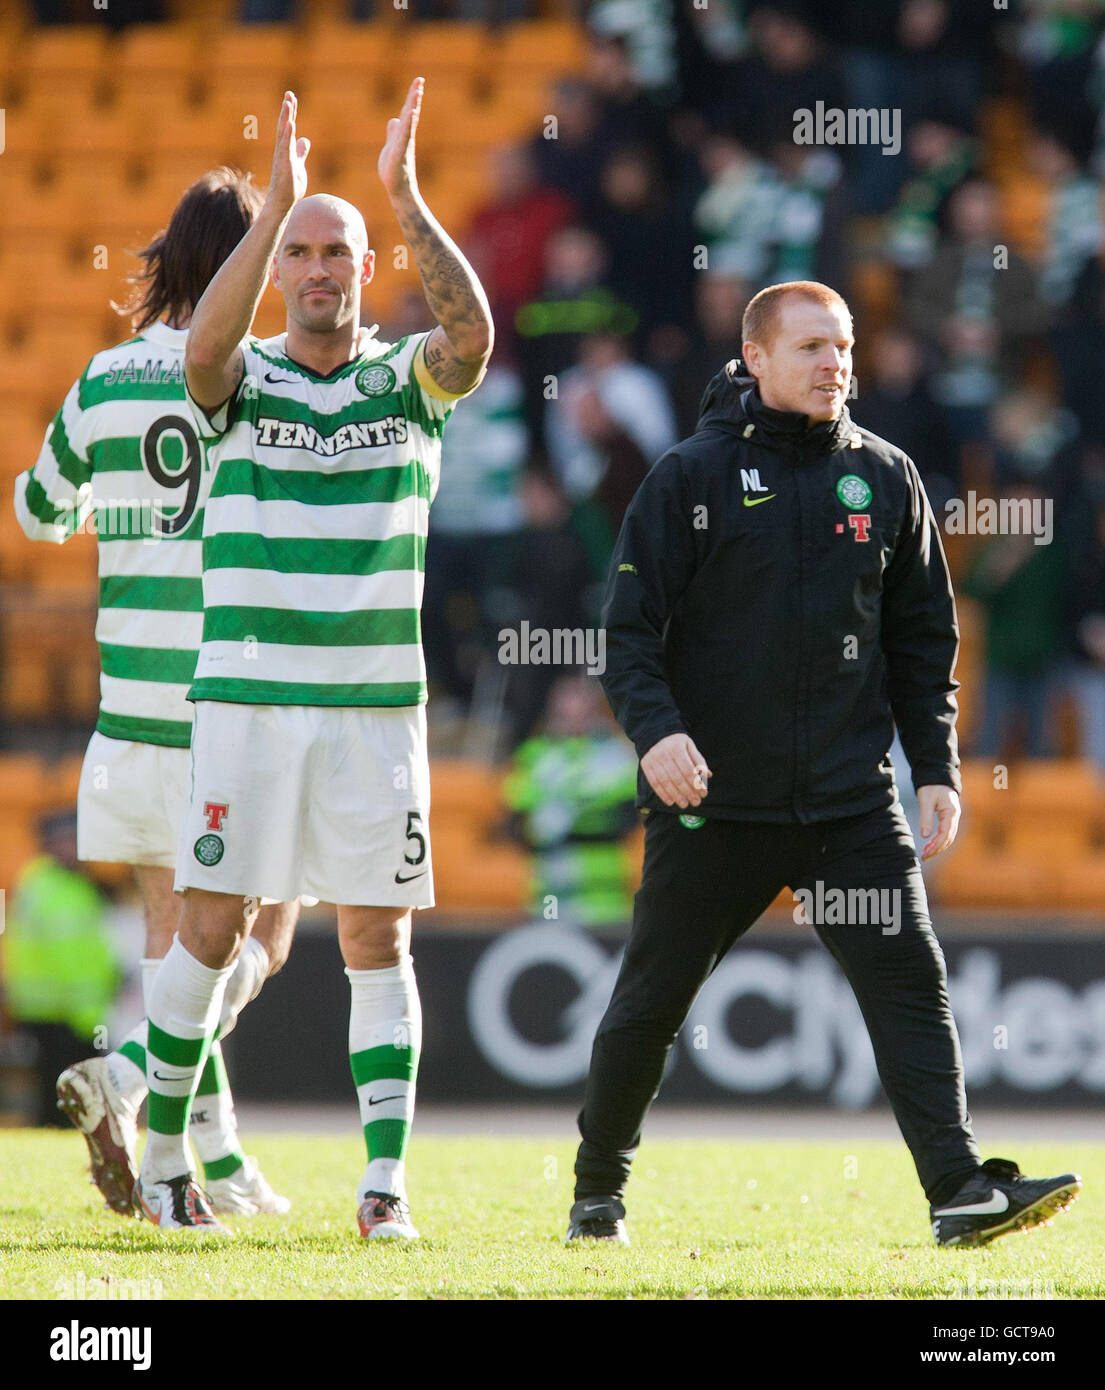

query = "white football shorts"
(174, 701), (434, 908)
(78, 731), (190, 868)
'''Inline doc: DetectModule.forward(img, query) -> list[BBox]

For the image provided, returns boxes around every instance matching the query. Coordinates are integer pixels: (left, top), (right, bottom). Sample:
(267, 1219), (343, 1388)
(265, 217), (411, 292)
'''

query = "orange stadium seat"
(932, 848), (1053, 909)
(202, 24), (297, 87)
(112, 22), (200, 86)
(8, 78), (104, 151)
(19, 25), (110, 85)
(1006, 758), (1105, 820)
(0, 755), (48, 891)
(166, 0), (238, 31)
(290, 80), (382, 155)
(493, 20), (587, 76)
(299, 22), (392, 89)
(427, 760), (528, 912)
(401, 22), (492, 78)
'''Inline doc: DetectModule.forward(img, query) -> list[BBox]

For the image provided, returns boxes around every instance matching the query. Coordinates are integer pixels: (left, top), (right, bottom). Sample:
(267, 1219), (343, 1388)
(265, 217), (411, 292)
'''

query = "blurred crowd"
(399, 0), (1105, 769)
(29, 1), (1105, 772)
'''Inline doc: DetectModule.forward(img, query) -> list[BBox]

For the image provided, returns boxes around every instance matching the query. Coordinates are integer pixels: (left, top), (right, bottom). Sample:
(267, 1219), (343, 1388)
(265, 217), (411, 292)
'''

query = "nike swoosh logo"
(368, 1094), (404, 1106)
(152, 1070), (177, 1082)
(265, 371), (295, 384)
(932, 1189), (1010, 1217)
(581, 1202), (610, 1213)
(743, 493), (776, 507)
(394, 870), (426, 883)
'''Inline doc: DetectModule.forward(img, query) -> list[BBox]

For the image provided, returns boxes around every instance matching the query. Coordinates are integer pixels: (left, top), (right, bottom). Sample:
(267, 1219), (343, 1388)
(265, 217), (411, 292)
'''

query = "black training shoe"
(931, 1157), (1081, 1247)
(565, 1196), (630, 1246)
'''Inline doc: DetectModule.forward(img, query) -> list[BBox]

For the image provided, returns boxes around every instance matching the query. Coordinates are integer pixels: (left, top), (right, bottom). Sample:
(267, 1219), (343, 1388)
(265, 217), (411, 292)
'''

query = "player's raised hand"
(379, 77), (423, 201)
(268, 91), (310, 213)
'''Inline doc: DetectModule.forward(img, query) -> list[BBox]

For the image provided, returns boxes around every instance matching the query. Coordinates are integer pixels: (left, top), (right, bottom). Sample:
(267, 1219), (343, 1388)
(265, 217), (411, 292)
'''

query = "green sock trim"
(147, 1092), (189, 1136)
(196, 1044), (228, 1098)
(350, 1044), (418, 1087)
(119, 1039), (146, 1072)
(202, 1151), (246, 1182)
(363, 1117), (409, 1162)
(146, 1032), (215, 1137)
(147, 1022), (206, 1068)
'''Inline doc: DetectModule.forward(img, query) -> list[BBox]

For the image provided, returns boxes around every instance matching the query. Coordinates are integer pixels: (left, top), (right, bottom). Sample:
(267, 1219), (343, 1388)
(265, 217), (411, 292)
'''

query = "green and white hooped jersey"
(14, 323), (210, 749)
(188, 330), (466, 707)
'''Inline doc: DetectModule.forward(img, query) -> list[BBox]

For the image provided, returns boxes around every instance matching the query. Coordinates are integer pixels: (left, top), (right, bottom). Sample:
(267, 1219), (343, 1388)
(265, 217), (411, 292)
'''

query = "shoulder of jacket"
(662, 425), (741, 472)
(849, 425), (914, 475)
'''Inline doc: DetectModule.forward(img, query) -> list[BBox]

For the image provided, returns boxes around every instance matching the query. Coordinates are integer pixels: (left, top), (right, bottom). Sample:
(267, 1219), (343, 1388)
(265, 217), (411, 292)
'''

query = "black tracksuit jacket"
(599, 365), (962, 823)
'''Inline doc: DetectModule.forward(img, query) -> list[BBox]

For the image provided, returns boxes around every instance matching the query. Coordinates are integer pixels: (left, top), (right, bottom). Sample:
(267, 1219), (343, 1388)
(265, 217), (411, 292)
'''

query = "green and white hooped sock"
(190, 1046), (246, 1182)
(348, 955), (422, 1206)
(108, 934), (270, 1123)
(141, 936), (232, 1186)
(189, 938), (269, 1183)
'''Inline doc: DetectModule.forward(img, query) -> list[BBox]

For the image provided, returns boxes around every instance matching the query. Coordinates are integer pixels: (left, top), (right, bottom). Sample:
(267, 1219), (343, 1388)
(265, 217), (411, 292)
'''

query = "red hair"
(741, 281), (851, 351)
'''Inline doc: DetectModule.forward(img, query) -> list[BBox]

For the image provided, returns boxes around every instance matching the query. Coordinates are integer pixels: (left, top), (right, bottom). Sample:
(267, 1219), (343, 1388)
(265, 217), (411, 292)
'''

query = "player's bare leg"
(339, 905), (422, 1241)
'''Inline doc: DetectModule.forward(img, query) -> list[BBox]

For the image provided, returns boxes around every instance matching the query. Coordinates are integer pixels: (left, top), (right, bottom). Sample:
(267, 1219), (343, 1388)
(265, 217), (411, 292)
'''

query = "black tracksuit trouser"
(574, 801), (982, 1206)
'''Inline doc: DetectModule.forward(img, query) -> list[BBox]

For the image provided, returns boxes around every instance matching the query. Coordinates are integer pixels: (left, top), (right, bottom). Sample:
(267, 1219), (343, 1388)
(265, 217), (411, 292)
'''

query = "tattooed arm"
(379, 77), (493, 395)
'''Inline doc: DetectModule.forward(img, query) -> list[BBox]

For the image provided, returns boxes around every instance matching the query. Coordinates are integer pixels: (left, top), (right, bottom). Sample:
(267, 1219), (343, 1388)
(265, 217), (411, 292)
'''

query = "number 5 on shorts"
(394, 811), (427, 884)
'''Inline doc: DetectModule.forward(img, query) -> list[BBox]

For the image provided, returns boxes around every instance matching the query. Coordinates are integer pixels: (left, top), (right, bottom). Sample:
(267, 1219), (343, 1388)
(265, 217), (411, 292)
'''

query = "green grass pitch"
(3, 1130), (1101, 1300)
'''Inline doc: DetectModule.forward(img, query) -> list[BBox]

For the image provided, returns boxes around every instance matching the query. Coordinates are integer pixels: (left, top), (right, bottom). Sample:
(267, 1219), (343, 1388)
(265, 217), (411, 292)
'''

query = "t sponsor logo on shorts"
(203, 801), (229, 831)
(193, 834), (224, 866)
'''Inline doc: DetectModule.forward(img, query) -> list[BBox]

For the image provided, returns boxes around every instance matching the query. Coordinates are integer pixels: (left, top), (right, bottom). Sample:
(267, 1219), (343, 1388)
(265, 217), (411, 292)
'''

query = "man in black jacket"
(565, 281), (1080, 1248)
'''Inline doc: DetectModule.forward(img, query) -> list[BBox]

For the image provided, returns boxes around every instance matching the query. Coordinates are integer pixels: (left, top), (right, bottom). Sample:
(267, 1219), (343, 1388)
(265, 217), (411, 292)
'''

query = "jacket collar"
(696, 359), (857, 461)
(741, 385), (855, 459)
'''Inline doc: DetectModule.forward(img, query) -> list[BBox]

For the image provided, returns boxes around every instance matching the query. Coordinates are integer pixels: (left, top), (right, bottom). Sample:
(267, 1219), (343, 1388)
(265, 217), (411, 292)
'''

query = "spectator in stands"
(503, 672), (639, 929)
(836, 0), (994, 213)
(850, 326), (956, 512)
(584, 31), (677, 180)
(706, 5), (845, 155)
(905, 179), (1048, 448)
(514, 225), (638, 451)
(886, 118), (979, 271)
(586, 145), (696, 346)
(1031, 129), (1104, 313)
(1062, 497), (1105, 773)
(530, 79), (608, 219)
(1030, 130), (1105, 442)
(0, 811), (121, 1127)
(762, 131), (848, 289)
(498, 471), (599, 747)
(545, 332), (678, 555)
(663, 272), (750, 438)
(962, 480), (1069, 760)
(989, 386), (1081, 507)
(423, 364), (528, 718)
(467, 143), (576, 360)
(1017, 1), (1104, 169)
(693, 129), (780, 282)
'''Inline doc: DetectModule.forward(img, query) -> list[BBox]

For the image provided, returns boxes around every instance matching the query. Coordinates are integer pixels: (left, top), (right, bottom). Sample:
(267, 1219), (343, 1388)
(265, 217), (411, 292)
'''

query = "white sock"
(216, 936), (269, 1041)
(141, 936), (233, 1185)
(348, 955), (422, 1206)
(102, 956), (163, 1109)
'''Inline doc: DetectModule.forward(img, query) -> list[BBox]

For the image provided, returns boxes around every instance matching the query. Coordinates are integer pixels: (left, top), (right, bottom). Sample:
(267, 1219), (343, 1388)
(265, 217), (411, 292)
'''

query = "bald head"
(282, 194), (369, 257)
(272, 191), (376, 339)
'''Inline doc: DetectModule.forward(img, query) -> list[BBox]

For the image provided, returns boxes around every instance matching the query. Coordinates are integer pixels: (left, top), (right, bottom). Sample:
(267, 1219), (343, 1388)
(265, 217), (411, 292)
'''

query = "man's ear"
(742, 341), (761, 377)
(361, 250), (376, 286)
(271, 252), (282, 290)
